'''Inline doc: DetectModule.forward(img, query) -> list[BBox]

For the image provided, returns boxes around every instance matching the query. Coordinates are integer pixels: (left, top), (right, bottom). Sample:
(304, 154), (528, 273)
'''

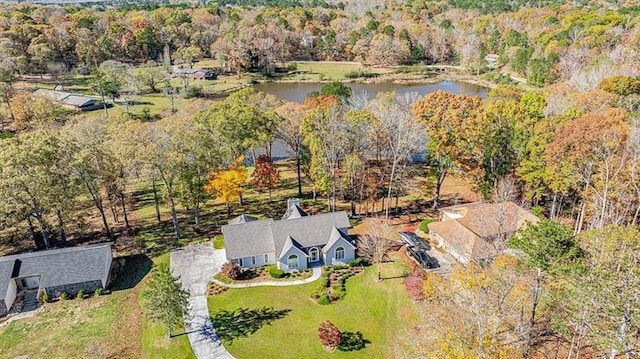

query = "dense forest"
(0, 0), (639, 357)
(0, 0), (639, 86)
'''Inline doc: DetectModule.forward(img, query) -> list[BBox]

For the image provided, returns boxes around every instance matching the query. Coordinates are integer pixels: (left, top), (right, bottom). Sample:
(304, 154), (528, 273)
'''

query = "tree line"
(0, 85), (427, 249)
(0, 1), (639, 87)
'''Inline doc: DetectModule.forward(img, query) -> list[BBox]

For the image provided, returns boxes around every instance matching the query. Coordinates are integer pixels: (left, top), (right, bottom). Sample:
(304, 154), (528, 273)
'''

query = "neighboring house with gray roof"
(32, 89), (104, 111)
(222, 199), (354, 272)
(0, 242), (113, 317)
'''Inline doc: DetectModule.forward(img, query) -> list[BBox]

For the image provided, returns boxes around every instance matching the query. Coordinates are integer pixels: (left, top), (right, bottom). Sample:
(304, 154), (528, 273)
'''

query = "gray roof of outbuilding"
(271, 211), (350, 257)
(222, 219), (275, 259)
(62, 95), (98, 107)
(32, 89), (99, 108)
(0, 242), (113, 299)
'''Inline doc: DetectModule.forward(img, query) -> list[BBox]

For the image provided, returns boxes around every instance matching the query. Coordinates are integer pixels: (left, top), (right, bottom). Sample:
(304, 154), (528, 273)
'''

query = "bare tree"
(367, 92), (426, 220)
(357, 219), (394, 281)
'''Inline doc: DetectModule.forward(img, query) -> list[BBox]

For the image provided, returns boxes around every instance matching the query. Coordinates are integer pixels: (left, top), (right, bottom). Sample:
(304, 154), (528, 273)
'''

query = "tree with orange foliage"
(250, 155), (280, 202)
(412, 90), (485, 208)
(205, 157), (248, 216)
(546, 108), (630, 230)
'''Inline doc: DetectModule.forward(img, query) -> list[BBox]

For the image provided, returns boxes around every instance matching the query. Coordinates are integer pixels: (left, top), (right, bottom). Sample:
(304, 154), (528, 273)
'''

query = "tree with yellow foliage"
(406, 256), (532, 359)
(205, 157), (248, 216)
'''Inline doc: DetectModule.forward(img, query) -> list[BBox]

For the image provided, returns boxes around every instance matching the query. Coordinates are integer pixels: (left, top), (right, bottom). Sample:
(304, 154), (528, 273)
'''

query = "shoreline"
(252, 69), (499, 90)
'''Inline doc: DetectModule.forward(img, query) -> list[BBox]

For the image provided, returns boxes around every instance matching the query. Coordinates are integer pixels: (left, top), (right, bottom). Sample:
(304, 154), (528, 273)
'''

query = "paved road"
(171, 243), (235, 359)
(211, 266), (321, 288)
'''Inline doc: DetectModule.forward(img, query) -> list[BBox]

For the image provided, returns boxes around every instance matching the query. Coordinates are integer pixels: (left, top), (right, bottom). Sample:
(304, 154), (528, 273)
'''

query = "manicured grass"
(213, 235), (225, 249)
(207, 259), (417, 359)
(0, 253), (194, 359)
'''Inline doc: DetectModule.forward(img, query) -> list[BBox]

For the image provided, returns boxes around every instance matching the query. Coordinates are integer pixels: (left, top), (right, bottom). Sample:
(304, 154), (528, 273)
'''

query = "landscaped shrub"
(183, 84), (204, 98)
(405, 268), (427, 300)
(418, 219), (435, 232)
(317, 295), (331, 305)
(318, 321), (342, 350)
(60, 292), (69, 301)
(41, 292), (49, 303)
(332, 285), (346, 299)
(344, 69), (377, 79)
(338, 331), (366, 351)
(212, 235), (224, 249)
(268, 265), (286, 278)
(333, 264), (349, 270)
(221, 260), (242, 280)
(95, 287), (104, 296)
(348, 258), (363, 267)
(77, 290), (84, 299)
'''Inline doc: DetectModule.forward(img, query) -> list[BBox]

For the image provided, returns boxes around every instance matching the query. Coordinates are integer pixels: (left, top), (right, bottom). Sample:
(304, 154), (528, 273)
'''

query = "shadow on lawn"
(109, 254), (153, 291)
(210, 307), (291, 343)
(339, 331), (371, 352)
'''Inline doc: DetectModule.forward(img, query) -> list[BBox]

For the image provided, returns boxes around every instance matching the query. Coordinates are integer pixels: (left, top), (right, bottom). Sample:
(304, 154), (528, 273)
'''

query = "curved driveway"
(171, 243), (235, 359)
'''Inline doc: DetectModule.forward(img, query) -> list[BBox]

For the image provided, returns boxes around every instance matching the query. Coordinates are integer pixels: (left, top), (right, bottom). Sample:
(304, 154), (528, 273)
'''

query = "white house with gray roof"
(222, 199), (355, 272)
(0, 242), (113, 316)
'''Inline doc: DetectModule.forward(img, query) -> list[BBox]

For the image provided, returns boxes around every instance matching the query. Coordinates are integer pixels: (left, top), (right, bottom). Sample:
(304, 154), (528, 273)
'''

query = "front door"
(309, 248), (319, 262)
(20, 276), (40, 290)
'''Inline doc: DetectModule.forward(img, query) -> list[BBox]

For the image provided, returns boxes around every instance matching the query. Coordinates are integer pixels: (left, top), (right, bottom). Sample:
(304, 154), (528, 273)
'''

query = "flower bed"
(207, 282), (229, 296)
(214, 265), (313, 284)
(310, 265), (365, 304)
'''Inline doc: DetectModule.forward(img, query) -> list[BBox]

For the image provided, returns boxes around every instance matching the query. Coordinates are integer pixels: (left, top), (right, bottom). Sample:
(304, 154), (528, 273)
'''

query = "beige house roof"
(429, 201), (538, 263)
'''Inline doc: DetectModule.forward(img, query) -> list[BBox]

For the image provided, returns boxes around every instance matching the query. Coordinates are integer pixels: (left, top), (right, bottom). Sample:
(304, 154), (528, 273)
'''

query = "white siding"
(4, 278), (16, 310)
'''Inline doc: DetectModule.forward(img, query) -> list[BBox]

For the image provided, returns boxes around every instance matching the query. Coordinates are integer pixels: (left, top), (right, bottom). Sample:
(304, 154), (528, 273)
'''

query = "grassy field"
(0, 253), (194, 359)
(208, 258), (418, 359)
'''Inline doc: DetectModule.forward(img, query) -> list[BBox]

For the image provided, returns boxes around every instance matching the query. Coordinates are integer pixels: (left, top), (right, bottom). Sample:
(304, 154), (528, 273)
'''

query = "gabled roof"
(32, 89), (100, 108)
(430, 201), (538, 262)
(0, 242), (113, 299)
(451, 201), (538, 239)
(282, 204), (308, 220)
(228, 214), (259, 225)
(271, 212), (350, 257)
(322, 226), (355, 252)
(222, 219), (275, 259)
(279, 236), (308, 260)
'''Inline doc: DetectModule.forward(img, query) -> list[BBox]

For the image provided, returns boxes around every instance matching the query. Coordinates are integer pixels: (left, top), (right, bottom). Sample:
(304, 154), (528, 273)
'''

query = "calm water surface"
(253, 80), (488, 102)
(253, 80), (488, 159)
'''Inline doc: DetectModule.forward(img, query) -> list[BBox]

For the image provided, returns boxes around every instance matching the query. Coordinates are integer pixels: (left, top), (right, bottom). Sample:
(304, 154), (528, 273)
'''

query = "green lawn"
(0, 253), (194, 359)
(208, 259), (418, 359)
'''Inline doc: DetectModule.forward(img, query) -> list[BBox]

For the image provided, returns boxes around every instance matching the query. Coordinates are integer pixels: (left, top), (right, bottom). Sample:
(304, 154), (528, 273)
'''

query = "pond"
(253, 80), (488, 160)
(253, 80), (488, 103)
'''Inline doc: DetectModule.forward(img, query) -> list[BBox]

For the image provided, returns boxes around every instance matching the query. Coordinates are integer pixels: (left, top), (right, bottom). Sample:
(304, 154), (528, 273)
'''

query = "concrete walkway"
(171, 243), (235, 359)
(211, 266), (322, 288)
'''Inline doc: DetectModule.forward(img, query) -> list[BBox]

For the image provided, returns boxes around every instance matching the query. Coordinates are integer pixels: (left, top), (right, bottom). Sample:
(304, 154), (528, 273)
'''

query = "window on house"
(251, 256), (256, 266)
(236, 258), (244, 267)
(264, 253), (269, 263)
(287, 254), (299, 268)
(335, 247), (345, 261)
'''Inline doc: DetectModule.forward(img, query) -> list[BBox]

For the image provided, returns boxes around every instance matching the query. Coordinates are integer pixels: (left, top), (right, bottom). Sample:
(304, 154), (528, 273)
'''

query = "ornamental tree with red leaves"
(405, 268), (426, 300)
(317, 320), (342, 350)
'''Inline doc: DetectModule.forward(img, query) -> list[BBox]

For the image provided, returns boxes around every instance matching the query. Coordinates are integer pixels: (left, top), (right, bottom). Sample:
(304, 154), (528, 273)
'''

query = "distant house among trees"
(0, 242), (113, 317)
(222, 199), (355, 272)
(32, 89), (104, 111)
(428, 202), (538, 264)
(172, 68), (217, 81)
